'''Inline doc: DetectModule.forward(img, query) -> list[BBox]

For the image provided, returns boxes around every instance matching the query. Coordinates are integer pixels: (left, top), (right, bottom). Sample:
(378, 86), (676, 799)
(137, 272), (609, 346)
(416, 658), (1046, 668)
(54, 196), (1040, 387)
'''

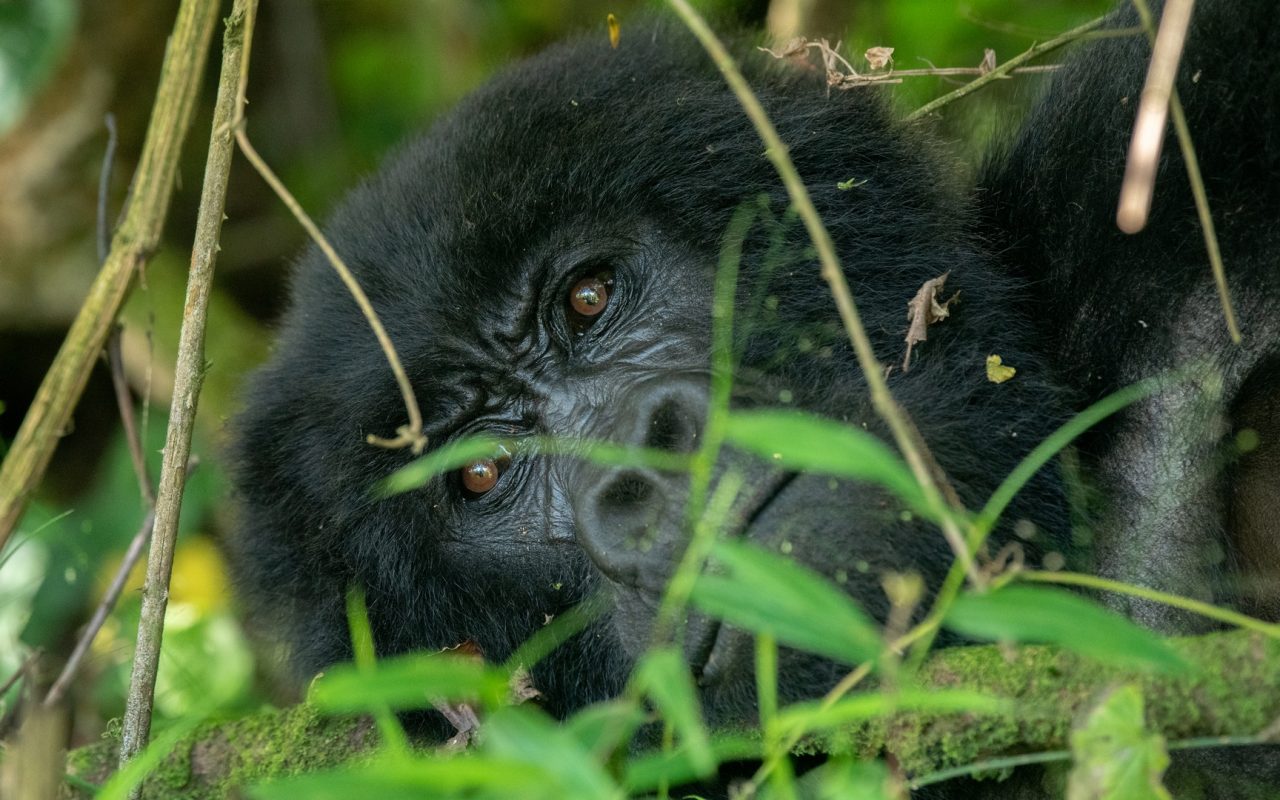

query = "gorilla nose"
(574, 379), (706, 586)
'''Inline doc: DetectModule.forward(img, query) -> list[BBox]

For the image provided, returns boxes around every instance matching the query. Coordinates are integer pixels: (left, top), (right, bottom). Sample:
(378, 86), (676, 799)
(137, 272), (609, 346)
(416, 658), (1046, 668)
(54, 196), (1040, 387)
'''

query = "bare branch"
(118, 0), (256, 778)
(1116, 0), (1195, 233)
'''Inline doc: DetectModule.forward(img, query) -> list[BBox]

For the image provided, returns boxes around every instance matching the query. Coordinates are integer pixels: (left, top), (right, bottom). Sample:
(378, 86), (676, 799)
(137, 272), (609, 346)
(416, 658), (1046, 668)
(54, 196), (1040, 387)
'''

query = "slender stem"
(667, 0), (979, 588)
(906, 15), (1106, 121)
(118, 0), (255, 776)
(910, 749), (1071, 789)
(1116, 0), (1195, 233)
(232, 47), (425, 455)
(1126, 0), (1239, 342)
(1020, 571), (1280, 639)
(0, 0), (219, 547)
(46, 512), (154, 708)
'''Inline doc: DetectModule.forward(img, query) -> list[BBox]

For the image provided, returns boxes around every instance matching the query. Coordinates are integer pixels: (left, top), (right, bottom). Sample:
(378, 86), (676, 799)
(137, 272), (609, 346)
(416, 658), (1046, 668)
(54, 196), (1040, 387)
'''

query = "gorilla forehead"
(295, 22), (953, 316)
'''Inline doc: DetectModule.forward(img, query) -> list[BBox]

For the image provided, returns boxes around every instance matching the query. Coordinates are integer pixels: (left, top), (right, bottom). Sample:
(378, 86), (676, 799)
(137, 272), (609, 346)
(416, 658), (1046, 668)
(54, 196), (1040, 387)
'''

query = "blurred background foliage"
(0, 0), (1107, 746)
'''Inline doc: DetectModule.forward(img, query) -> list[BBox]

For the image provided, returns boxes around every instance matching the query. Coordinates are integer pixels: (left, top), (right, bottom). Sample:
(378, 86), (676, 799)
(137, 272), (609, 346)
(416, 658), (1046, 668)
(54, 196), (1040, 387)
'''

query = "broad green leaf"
(381, 436), (689, 496)
(564, 699), (647, 756)
(633, 648), (715, 776)
(1067, 685), (1171, 800)
(945, 586), (1186, 674)
(309, 652), (508, 712)
(379, 436), (504, 495)
(624, 735), (760, 793)
(690, 539), (882, 666)
(481, 707), (623, 800)
(790, 758), (898, 800)
(724, 409), (927, 514)
(776, 689), (1007, 736)
(249, 757), (547, 799)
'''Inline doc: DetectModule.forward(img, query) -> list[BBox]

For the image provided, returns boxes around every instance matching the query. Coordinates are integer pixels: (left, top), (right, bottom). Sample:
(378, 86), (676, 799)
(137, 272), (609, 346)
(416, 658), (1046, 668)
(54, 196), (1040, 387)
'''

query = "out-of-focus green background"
(0, 0), (1108, 745)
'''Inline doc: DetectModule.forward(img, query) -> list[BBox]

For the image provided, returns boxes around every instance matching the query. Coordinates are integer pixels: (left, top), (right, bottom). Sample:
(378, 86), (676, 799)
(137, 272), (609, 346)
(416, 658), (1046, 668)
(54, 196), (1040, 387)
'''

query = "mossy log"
(64, 630), (1280, 798)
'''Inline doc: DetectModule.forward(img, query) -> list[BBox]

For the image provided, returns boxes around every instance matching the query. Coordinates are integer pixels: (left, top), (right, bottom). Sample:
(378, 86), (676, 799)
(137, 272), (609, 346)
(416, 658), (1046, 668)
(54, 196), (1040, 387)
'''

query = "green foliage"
(632, 648), (715, 776)
(945, 585), (1187, 674)
(0, 0), (75, 133)
(723, 409), (929, 517)
(309, 652), (510, 714)
(692, 538), (883, 667)
(1067, 685), (1172, 800)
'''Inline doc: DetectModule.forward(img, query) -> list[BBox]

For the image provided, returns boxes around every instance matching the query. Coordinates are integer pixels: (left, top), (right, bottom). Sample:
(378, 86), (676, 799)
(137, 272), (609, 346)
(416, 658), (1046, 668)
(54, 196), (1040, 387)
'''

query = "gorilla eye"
(459, 449), (512, 497)
(567, 270), (615, 334)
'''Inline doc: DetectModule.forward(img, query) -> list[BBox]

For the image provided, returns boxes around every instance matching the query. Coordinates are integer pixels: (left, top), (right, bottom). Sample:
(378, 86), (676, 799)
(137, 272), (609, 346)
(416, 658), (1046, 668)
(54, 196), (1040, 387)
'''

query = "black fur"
(230, 1), (1278, 796)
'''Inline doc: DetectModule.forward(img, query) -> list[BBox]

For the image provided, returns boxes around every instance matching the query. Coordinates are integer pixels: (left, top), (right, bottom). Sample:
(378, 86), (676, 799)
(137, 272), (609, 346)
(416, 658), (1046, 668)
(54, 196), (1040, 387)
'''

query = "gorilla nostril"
(600, 471), (655, 512)
(645, 395), (699, 453)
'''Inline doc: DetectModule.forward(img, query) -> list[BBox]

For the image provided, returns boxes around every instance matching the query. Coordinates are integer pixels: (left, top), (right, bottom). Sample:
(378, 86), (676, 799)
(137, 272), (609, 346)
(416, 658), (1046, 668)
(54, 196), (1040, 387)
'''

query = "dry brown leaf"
(865, 46), (895, 71)
(902, 272), (958, 371)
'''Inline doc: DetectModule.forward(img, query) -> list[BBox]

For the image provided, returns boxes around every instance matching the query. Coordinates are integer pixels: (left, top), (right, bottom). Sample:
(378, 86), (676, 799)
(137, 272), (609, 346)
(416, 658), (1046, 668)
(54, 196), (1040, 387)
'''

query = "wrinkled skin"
(230, 1), (1279, 795)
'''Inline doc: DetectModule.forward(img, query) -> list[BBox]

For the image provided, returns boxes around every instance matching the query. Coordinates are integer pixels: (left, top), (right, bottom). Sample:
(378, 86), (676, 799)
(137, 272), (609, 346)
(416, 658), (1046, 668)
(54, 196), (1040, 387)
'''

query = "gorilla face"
(230, 21), (1075, 730)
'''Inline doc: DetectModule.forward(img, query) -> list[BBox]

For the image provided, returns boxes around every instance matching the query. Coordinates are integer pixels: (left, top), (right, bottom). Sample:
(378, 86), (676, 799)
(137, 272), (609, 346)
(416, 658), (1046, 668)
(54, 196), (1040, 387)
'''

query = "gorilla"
(229, 0), (1278, 794)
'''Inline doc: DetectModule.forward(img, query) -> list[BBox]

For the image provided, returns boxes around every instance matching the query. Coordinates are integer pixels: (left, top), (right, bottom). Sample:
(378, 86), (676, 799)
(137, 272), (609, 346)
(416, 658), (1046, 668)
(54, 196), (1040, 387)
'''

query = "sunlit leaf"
(1067, 685), (1171, 800)
(945, 586), (1186, 673)
(481, 707), (623, 799)
(632, 648), (714, 776)
(249, 756), (546, 799)
(776, 689), (1006, 736)
(724, 410), (927, 514)
(691, 539), (882, 666)
(309, 651), (508, 713)
(624, 735), (760, 793)
(564, 699), (647, 756)
(800, 758), (901, 800)
(379, 436), (505, 496)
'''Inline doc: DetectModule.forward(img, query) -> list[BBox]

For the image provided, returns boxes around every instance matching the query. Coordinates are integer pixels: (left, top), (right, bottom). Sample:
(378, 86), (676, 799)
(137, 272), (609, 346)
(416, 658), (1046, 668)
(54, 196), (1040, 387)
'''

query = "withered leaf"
(865, 46), (895, 71)
(986, 354), (1017, 384)
(902, 272), (958, 371)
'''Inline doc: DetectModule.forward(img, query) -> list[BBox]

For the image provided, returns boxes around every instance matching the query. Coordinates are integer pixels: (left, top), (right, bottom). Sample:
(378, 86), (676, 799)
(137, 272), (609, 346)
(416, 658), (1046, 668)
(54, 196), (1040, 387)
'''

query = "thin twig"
(95, 114), (118, 264)
(44, 512), (154, 708)
(231, 14), (425, 455)
(0, 0), (219, 549)
(107, 331), (152, 505)
(1116, 0), (1194, 233)
(906, 15), (1107, 121)
(1124, 0), (1240, 343)
(666, 0), (980, 586)
(118, 0), (255, 777)
(1019, 570), (1280, 639)
(762, 39), (1061, 88)
(0, 649), (40, 698)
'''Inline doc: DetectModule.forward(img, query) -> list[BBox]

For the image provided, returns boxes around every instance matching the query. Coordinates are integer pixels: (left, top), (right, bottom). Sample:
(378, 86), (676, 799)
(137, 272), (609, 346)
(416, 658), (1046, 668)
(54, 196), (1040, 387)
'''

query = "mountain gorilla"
(230, 0), (1279, 794)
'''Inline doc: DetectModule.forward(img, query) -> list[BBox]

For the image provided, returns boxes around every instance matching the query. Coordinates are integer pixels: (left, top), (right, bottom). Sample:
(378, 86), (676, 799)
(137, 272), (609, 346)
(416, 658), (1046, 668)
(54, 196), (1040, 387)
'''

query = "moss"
(804, 630), (1280, 776)
(65, 705), (376, 799)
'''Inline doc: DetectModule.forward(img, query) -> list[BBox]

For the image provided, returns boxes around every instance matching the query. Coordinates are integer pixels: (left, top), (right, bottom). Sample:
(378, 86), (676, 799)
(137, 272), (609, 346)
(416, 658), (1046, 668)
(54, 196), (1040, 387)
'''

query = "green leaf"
(632, 648), (715, 776)
(944, 586), (1186, 674)
(379, 436), (505, 495)
(0, 0), (76, 133)
(723, 409), (927, 515)
(624, 735), (760, 793)
(309, 652), (508, 713)
(775, 689), (1007, 736)
(792, 758), (896, 800)
(1067, 685), (1172, 800)
(564, 699), (647, 756)
(481, 707), (623, 800)
(249, 756), (547, 799)
(690, 539), (882, 666)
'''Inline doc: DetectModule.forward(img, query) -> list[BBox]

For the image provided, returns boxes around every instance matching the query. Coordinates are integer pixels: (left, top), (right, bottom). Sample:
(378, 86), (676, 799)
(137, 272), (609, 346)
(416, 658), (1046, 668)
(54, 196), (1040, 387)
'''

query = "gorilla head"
(230, 20), (1066, 731)
(230, 2), (1279, 739)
